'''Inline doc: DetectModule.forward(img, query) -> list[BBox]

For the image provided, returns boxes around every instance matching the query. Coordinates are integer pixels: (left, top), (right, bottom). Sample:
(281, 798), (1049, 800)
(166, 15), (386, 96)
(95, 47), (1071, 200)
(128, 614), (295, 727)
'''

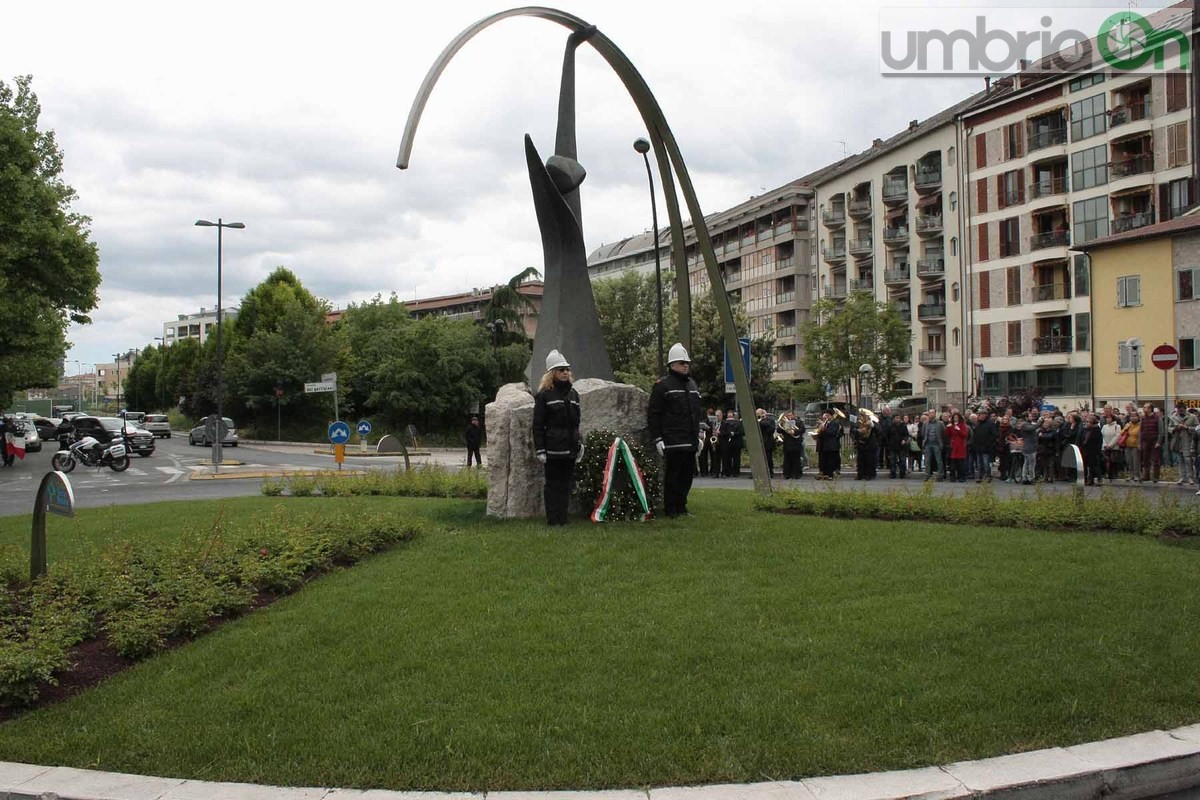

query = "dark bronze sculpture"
(397, 7), (772, 495)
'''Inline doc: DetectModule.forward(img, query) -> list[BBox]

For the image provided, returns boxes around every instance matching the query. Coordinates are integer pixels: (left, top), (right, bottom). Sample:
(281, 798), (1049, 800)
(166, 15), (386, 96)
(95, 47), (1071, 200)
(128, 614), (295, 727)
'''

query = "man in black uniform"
(464, 415), (483, 467)
(648, 343), (706, 518)
(756, 408), (777, 477)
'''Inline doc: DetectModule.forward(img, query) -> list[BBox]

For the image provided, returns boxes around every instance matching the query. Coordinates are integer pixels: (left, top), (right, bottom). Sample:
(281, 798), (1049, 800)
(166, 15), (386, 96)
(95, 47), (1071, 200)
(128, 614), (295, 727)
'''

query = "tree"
(687, 291), (773, 408)
(592, 269), (677, 390)
(800, 291), (912, 404)
(0, 76), (100, 408)
(482, 267), (541, 342)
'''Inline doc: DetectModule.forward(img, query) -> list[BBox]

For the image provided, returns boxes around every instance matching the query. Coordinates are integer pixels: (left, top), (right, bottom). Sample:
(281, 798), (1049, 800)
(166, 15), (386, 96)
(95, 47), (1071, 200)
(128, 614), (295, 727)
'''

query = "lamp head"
(633, 138), (651, 155)
(195, 220), (216, 227)
(227, 222), (246, 229)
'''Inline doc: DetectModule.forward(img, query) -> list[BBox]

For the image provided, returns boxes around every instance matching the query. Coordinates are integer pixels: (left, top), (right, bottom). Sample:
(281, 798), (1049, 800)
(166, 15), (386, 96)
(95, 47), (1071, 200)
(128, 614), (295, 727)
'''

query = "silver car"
(189, 417), (238, 447)
(17, 419), (41, 452)
(143, 414), (172, 438)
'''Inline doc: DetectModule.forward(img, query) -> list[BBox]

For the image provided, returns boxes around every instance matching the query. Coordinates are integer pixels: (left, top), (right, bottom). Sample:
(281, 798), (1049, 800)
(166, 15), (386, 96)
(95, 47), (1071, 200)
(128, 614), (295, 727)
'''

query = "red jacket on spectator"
(948, 422), (969, 460)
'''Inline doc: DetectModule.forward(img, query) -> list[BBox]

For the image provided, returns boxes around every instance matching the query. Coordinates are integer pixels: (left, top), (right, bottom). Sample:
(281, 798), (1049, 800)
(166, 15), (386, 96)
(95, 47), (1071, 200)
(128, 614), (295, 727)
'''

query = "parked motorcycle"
(51, 436), (130, 473)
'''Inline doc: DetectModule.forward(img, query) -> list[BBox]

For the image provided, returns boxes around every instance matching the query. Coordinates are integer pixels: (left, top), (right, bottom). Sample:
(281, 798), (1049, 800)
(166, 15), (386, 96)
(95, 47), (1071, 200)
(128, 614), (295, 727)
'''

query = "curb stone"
(5, 726), (1200, 800)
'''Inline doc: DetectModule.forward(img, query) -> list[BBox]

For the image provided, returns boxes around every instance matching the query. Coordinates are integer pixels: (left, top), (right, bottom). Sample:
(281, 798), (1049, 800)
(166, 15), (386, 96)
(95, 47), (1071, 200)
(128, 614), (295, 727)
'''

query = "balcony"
(1033, 335), (1073, 355)
(915, 166), (942, 189)
(917, 303), (947, 321)
(894, 303), (911, 319)
(775, 291), (796, 305)
(919, 349), (947, 366)
(849, 279), (874, 293)
(915, 215), (943, 234)
(884, 267), (911, 284)
(1030, 176), (1068, 199)
(1028, 127), (1067, 151)
(916, 257), (945, 278)
(823, 284), (848, 300)
(1031, 283), (1070, 303)
(775, 325), (796, 339)
(1030, 230), (1070, 250)
(823, 244), (846, 262)
(883, 179), (908, 202)
(883, 227), (910, 245)
(1108, 100), (1149, 129)
(822, 209), (846, 227)
(1112, 210), (1155, 234)
(848, 237), (873, 256)
(848, 199), (873, 218)
(1110, 154), (1154, 178)
(775, 256), (796, 271)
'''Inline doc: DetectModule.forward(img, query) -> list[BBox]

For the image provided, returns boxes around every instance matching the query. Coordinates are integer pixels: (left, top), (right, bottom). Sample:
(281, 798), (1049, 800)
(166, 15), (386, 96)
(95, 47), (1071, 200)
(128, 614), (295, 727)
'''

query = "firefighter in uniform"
(532, 349), (584, 526)
(648, 343), (706, 518)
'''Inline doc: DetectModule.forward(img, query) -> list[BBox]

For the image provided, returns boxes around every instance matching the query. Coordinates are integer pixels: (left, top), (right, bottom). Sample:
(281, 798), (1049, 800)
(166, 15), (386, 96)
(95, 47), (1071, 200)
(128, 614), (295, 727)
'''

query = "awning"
(1109, 183), (1153, 199)
(886, 207), (906, 220)
(917, 194), (942, 209)
(1111, 129), (1153, 145)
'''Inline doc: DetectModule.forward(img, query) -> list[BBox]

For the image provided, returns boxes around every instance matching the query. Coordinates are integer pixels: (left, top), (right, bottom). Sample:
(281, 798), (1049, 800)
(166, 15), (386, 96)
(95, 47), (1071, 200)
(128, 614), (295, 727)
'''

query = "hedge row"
(0, 510), (420, 708)
(755, 482), (1200, 537)
(262, 465), (487, 499)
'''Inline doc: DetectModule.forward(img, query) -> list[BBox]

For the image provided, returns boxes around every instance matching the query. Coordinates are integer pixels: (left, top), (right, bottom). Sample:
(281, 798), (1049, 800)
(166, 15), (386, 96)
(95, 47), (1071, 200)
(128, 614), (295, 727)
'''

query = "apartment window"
(1070, 94), (1107, 141)
(1008, 320), (1023, 355)
(949, 191), (958, 211)
(1178, 267), (1200, 300)
(1166, 178), (1193, 220)
(998, 170), (1024, 207)
(999, 216), (1021, 257)
(950, 236), (958, 256)
(1076, 368), (1092, 395)
(1009, 370), (1028, 390)
(1118, 340), (1140, 372)
(1069, 72), (1104, 92)
(1071, 144), (1109, 190)
(1075, 312), (1090, 351)
(1182, 338), (1198, 370)
(1117, 275), (1141, 307)
(1167, 71), (1188, 113)
(1004, 122), (1024, 160)
(1073, 196), (1109, 244)
(1007, 265), (1022, 306)
(1073, 255), (1090, 297)
(1167, 121), (1189, 169)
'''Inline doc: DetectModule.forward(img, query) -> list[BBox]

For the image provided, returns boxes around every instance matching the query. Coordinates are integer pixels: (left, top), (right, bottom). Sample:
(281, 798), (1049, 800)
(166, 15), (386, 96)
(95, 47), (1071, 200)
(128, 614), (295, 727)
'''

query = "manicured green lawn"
(0, 491), (1198, 791)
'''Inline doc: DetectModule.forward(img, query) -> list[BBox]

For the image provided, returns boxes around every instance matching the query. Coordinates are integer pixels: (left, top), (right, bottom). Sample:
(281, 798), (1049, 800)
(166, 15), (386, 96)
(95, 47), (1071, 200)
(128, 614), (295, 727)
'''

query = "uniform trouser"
(543, 459), (573, 525)
(722, 446), (740, 476)
(1140, 442), (1161, 481)
(782, 449), (803, 478)
(698, 444), (713, 476)
(663, 451), (695, 516)
(467, 447), (481, 466)
(818, 450), (838, 476)
(763, 445), (775, 476)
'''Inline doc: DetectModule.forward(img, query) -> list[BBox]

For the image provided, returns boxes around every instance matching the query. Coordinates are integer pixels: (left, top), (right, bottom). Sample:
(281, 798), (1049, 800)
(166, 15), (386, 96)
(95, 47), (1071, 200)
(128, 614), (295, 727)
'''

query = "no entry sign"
(1152, 343), (1179, 371)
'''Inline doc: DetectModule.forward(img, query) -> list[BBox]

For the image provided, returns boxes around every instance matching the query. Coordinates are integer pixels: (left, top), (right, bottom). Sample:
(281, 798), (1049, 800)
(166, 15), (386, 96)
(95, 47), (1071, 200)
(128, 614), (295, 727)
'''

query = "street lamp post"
(195, 218), (246, 473)
(633, 137), (665, 376)
(859, 363), (874, 410)
(1129, 339), (1142, 408)
(112, 353), (123, 412)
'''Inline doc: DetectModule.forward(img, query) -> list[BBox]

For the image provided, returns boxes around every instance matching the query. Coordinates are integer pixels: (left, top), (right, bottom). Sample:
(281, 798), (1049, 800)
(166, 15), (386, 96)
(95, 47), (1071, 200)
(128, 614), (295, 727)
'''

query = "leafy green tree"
(124, 345), (163, 411)
(687, 291), (773, 409)
(157, 338), (200, 413)
(592, 269), (677, 390)
(482, 266), (541, 343)
(0, 76), (100, 408)
(801, 291), (912, 404)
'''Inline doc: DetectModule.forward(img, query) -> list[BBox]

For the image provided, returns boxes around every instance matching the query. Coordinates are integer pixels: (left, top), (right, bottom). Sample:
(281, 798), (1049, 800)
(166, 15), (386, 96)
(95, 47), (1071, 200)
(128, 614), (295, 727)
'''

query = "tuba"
(775, 412), (793, 444)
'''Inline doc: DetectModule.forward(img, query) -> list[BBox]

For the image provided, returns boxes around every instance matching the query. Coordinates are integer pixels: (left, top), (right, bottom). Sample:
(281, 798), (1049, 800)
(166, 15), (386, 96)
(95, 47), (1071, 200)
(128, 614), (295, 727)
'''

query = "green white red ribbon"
(591, 436), (651, 522)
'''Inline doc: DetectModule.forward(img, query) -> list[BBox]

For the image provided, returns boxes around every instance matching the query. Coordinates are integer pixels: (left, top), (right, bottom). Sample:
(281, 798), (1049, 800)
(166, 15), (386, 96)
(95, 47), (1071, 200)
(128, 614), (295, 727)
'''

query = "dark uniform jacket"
(532, 382), (581, 460)
(816, 419), (843, 452)
(758, 416), (777, 451)
(648, 370), (705, 453)
(781, 419), (806, 453)
(464, 424), (483, 449)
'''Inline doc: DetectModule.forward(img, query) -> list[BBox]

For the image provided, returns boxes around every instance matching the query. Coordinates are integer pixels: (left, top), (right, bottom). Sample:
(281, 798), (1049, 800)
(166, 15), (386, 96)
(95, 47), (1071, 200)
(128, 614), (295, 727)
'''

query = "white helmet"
(667, 342), (690, 364)
(545, 349), (570, 372)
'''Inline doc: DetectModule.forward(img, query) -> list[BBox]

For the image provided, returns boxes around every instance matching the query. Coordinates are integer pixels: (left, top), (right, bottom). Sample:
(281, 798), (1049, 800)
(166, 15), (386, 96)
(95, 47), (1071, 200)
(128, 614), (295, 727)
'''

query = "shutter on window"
(1161, 183), (1173, 221)
(977, 179), (988, 214)
(1130, 277), (1141, 305)
(1016, 170), (1025, 204)
(975, 133), (987, 168)
(980, 323), (992, 358)
(1175, 122), (1189, 167)
(978, 223), (989, 261)
(979, 270), (991, 310)
(995, 175), (1005, 209)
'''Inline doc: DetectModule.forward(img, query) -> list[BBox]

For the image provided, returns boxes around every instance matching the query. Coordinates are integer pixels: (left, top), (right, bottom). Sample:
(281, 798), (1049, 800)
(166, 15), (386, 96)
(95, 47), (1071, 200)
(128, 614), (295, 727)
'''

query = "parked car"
(17, 419), (41, 452)
(73, 416), (155, 458)
(189, 417), (238, 447)
(31, 417), (61, 441)
(121, 411), (146, 424)
(882, 396), (930, 417)
(802, 401), (860, 429)
(143, 414), (172, 438)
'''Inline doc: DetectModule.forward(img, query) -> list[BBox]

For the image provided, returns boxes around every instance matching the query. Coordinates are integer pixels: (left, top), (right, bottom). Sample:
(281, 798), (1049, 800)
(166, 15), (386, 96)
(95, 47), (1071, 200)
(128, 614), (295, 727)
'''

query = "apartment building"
(325, 281), (544, 339)
(587, 178), (827, 382)
(162, 308), (238, 347)
(814, 98), (981, 408)
(962, 11), (1194, 408)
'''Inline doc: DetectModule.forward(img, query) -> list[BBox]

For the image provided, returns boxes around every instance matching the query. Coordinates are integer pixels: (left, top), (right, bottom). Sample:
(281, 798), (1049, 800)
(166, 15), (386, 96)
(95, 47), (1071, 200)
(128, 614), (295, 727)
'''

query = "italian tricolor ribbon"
(590, 436), (652, 522)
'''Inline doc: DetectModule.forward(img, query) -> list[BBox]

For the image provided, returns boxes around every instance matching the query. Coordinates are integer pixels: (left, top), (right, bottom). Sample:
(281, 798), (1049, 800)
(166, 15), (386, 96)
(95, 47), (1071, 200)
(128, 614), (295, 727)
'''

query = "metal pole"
(214, 220), (223, 473)
(1133, 347), (1140, 408)
(641, 149), (664, 375)
(277, 394), (281, 442)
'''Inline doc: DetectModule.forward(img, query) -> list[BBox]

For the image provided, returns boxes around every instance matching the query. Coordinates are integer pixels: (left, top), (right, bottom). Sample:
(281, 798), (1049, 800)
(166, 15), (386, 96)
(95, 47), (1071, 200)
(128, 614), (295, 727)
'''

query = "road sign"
(328, 421), (351, 444)
(1152, 343), (1179, 371)
(356, 420), (373, 436)
(305, 381), (335, 393)
(334, 444), (346, 464)
(322, 372), (338, 384)
(723, 337), (751, 394)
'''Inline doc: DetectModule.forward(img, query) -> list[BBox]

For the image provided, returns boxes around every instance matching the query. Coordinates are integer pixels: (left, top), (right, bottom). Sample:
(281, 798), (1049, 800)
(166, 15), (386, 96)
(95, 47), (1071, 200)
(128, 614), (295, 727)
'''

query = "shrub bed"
(261, 465), (486, 499)
(0, 509), (419, 708)
(756, 481), (1200, 536)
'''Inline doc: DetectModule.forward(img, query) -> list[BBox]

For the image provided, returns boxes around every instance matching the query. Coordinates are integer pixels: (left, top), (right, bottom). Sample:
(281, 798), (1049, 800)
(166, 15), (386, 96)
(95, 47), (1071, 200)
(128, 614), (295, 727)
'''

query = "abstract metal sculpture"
(397, 7), (772, 495)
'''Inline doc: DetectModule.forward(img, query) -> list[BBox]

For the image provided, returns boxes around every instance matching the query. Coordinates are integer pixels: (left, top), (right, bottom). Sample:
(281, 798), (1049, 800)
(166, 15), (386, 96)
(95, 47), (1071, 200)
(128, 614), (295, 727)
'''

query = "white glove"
(575, 443), (585, 463)
(656, 440), (665, 456)
(699, 436), (705, 450)
(536, 453), (547, 465)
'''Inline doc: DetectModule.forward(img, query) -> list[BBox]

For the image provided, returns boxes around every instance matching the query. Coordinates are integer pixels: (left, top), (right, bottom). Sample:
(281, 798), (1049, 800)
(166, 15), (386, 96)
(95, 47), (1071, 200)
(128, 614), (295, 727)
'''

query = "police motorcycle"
(51, 435), (130, 473)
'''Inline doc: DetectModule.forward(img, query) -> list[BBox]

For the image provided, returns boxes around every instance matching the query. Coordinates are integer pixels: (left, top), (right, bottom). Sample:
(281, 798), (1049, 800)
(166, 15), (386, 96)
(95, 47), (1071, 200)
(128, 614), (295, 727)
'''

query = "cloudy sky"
(3, 0), (1152, 372)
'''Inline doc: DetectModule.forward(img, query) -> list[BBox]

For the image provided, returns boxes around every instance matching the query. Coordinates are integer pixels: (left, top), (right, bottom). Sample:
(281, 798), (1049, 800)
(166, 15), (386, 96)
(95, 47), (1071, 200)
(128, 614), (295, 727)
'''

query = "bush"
(265, 466), (487, 500)
(574, 429), (662, 520)
(756, 483), (1200, 537)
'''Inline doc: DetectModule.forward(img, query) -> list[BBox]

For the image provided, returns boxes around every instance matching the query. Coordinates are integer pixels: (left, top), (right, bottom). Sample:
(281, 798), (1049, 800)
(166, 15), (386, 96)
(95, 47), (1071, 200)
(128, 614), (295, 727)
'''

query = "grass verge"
(0, 492), (1196, 791)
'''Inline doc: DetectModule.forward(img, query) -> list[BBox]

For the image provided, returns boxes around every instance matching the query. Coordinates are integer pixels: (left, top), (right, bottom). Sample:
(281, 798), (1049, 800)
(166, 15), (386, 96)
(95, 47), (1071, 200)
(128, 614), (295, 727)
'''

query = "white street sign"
(305, 381), (336, 393)
(321, 372), (338, 384)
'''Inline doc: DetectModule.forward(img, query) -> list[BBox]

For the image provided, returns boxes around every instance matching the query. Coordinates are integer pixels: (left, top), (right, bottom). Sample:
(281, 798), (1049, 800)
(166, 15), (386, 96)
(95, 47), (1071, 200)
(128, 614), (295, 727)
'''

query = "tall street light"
(195, 218), (245, 472)
(112, 353), (123, 411)
(633, 137), (665, 376)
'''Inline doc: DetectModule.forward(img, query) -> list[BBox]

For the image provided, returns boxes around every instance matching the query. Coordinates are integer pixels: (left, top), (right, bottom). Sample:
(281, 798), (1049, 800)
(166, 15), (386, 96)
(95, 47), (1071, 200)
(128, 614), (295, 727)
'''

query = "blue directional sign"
(328, 421), (351, 445)
(723, 337), (752, 393)
(356, 419), (373, 436)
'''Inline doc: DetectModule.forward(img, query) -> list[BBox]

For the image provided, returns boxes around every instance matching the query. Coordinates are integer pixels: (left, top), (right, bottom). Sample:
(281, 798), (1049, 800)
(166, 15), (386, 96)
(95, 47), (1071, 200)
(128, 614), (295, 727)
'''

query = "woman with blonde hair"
(532, 349), (583, 525)
(1122, 412), (1142, 483)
